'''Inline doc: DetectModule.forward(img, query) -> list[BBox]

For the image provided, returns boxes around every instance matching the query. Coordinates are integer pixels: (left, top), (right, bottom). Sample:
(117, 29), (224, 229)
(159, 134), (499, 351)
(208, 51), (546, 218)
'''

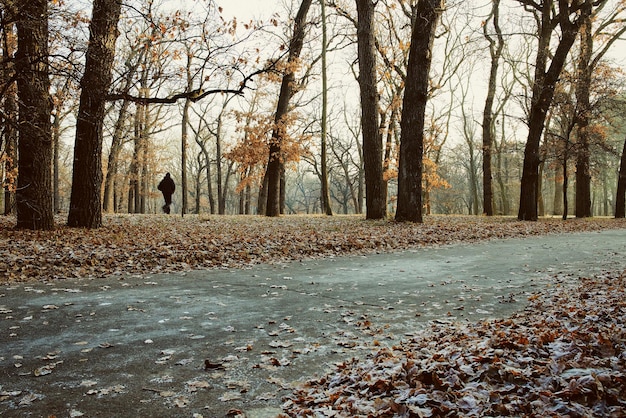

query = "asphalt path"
(1, 229), (626, 417)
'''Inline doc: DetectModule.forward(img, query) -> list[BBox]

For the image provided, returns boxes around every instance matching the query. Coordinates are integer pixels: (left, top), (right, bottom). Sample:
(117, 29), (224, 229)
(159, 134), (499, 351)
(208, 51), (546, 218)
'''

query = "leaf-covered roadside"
(282, 271), (626, 417)
(2, 214), (626, 283)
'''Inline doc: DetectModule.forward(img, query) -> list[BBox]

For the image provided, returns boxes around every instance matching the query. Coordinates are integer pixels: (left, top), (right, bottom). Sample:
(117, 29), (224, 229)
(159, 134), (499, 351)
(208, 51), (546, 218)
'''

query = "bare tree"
(516, 0), (598, 221)
(481, 0), (504, 216)
(320, 0), (333, 215)
(573, 2), (626, 218)
(264, 0), (313, 217)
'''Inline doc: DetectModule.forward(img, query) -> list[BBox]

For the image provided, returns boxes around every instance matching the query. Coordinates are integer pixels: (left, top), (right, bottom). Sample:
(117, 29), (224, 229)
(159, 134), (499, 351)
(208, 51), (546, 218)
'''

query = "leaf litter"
(2, 214), (626, 283)
(282, 271), (626, 417)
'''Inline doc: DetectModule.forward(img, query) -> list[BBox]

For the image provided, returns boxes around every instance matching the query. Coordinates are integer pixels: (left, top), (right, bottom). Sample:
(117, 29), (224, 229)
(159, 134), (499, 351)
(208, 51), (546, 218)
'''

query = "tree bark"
(181, 97), (190, 216)
(2, 17), (17, 216)
(67, 0), (121, 228)
(481, 0), (503, 216)
(103, 99), (130, 212)
(574, 5), (593, 218)
(615, 137), (626, 218)
(395, 0), (443, 222)
(15, 0), (54, 230)
(265, 0), (312, 217)
(320, 0), (332, 216)
(356, 0), (386, 219)
(517, 0), (587, 221)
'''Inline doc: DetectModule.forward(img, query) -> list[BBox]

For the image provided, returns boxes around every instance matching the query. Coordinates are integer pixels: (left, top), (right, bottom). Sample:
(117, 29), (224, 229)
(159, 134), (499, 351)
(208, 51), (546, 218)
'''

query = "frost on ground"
(282, 271), (626, 417)
(2, 214), (626, 283)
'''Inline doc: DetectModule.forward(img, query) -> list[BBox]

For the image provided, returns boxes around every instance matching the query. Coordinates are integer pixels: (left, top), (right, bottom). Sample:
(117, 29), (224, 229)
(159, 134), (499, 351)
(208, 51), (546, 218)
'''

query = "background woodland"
(2, 0), (626, 230)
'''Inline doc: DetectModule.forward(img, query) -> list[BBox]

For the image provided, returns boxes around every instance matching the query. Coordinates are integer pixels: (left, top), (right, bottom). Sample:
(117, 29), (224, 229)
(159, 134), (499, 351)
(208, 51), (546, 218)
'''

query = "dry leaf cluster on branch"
(282, 272), (626, 417)
(2, 214), (626, 283)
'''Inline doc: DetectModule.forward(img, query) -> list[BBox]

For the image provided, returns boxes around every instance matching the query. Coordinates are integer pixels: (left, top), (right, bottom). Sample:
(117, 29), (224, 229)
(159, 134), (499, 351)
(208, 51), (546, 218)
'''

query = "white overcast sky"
(214, 0), (281, 21)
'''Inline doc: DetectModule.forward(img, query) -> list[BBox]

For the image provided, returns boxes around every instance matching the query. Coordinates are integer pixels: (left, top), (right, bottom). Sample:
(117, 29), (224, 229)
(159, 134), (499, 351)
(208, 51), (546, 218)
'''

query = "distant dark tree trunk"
(517, 0), (592, 221)
(103, 99), (130, 212)
(15, 0), (54, 230)
(562, 150), (569, 220)
(52, 110), (61, 212)
(181, 98), (190, 216)
(356, 0), (386, 220)
(615, 138), (626, 218)
(68, 0), (121, 228)
(215, 115), (227, 214)
(395, 0), (442, 222)
(257, 173), (268, 215)
(265, 0), (312, 217)
(481, 0), (503, 216)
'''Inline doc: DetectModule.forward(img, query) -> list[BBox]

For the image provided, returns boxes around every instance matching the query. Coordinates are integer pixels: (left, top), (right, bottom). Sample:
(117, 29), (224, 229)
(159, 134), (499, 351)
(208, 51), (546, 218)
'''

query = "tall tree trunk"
(356, 0), (386, 220)
(216, 115), (225, 214)
(52, 111), (61, 212)
(257, 173), (268, 215)
(265, 0), (312, 217)
(68, 0), (121, 228)
(181, 98), (190, 216)
(562, 150), (569, 220)
(553, 165), (563, 216)
(396, 0), (442, 222)
(615, 137), (626, 218)
(2, 18), (17, 216)
(574, 8), (593, 218)
(15, 0), (54, 230)
(517, 0), (589, 221)
(481, 0), (503, 216)
(320, 0), (332, 216)
(103, 99), (130, 212)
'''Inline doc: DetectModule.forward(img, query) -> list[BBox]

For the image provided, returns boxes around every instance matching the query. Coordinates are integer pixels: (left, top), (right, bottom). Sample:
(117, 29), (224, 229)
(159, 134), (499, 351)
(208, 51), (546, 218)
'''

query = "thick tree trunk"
(15, 0), (54, 230)
(356, 0), (386, 220)
(68, 0), (121, 228)
(2, 20), (17, 216)
(395, 0), (442, 222)
(615, 138), (626, 218)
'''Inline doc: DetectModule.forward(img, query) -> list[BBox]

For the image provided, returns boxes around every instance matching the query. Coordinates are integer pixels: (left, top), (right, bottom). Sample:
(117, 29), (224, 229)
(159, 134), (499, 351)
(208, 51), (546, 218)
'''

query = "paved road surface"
(1, 229), (625, 417)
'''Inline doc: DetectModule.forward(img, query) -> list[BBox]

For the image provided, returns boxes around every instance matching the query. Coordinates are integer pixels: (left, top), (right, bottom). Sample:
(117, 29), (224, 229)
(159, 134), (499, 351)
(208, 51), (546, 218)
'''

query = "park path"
(1, 229), (626, 417)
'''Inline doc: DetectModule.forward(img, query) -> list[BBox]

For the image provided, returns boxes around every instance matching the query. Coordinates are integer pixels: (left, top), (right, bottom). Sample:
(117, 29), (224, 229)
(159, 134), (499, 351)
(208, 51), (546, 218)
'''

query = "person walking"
(157, 172), (175, 214)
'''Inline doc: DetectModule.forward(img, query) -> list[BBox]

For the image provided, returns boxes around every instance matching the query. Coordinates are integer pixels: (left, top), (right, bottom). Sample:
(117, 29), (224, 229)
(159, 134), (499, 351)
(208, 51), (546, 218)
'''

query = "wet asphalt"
(1, 229), (626, 417)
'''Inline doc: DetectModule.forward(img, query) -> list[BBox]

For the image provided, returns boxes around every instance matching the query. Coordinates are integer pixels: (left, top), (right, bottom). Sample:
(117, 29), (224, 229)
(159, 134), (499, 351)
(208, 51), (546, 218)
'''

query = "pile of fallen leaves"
(282, 271), (626, 417)
(2, 214), (626, 282)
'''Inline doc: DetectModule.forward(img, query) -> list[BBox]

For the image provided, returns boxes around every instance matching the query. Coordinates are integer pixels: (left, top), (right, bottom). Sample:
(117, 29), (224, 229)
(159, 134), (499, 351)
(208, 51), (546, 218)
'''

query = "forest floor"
(2, 213), (626, 283)
(2, 214), (626, 417)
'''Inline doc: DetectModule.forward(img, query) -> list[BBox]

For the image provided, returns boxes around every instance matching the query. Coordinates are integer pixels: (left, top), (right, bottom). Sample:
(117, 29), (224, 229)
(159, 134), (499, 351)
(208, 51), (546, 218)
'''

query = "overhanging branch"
(105, 64), (275, 104)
